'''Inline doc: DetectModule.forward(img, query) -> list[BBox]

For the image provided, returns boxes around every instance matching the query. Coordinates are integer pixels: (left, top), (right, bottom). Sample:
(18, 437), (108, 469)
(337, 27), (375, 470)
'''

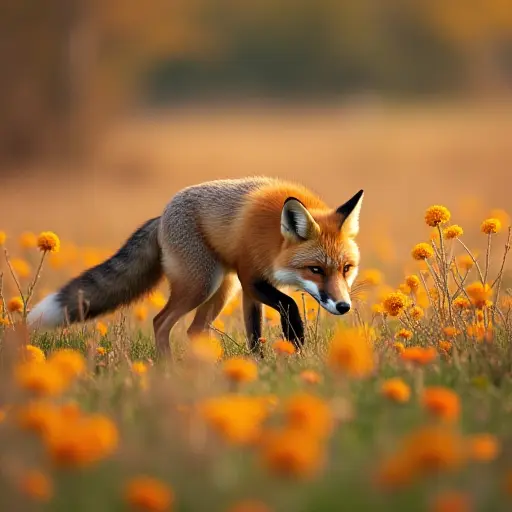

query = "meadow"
(1, 103), (512, 511)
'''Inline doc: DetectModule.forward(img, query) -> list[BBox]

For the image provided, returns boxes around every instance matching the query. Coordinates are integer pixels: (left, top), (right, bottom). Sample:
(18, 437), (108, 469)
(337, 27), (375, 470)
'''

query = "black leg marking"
(243, 293), (263, 355)
(252, 279), (305, 348)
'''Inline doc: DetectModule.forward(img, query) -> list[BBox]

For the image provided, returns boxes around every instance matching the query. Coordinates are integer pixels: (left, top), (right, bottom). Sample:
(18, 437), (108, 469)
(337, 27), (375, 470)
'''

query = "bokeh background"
(2, 0), (512, 284)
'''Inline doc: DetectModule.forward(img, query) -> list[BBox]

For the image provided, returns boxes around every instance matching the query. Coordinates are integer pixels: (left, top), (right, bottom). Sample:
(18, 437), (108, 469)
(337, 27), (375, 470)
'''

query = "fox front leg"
(251, 279), (305, 349)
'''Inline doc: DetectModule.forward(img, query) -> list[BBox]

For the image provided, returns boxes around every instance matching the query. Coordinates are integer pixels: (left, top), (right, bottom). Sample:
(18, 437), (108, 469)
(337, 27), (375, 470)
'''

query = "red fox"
(27, 177), (364, 356)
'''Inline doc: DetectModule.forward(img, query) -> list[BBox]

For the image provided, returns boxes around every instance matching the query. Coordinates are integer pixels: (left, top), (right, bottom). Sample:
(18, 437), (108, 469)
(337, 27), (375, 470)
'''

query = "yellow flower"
(134, 305), (148, 322)
(284, 393), (333, 439)
(425, 205), (451, 227)
(410, 306), (424, 320)
(37, 231), (60, 253)
(190, 334), (223, 363)
(393, 341), (405, 354)
(96, 321), (108, 336)
(199, 395), (269, 445)
(18, 469), (53, 502)
(97, 347), (106, 356)
(466, 433), (500, 462)
(466, 282), (492, 309)
(430, 491), (471, 512)
(45, 414), (118, 467)
(453, 297), (470, 310)
(19, 231), (37, 249)
(401, 346), (437, 365)
(361, 268), (383, 286)
(11, 258), (32, 278)
(327, 327), (374, 378)
(0, 316), (11, 327)
(0, 231), (6, 245)
(124, 476), (174, 512)
(412, 243), (434, 260)
(21, 345), (46, 363)
(443, 225), (464, 240)
(8, 296), (24, 313)
(481, 218), (501, 235)
(382, 291), (408, 317)
(260, 427), (323, 478)
(272, 340), (296, 355)
(422, 387), (460, 423)
(396, 328), (412, 340)
(14, 361), (68, 397)
(47, 349), (86, 384)
(457, 254), (474, 271)
(405, 275), (420, 291)
(132, 361), (148, 376)
(222, 357), (258, 384)
(381, 378), (411, 403)
(438, 341), (452, 353)
(300, 370), (322, 385)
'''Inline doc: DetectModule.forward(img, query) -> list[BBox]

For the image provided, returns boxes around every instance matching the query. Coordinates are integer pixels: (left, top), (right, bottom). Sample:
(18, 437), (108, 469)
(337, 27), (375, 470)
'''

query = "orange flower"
(453, 297), (470, 310)
(223, 357), (258, 383)
(47, 349), (86, 384)
(412, 243), (434, 260)
(393, 342), (405, 354)
(21, 345), (46, 363)
(361, 268), (383, 286)
(96, 321), (108, 336)
(124, 476), (174, 512)
(260, 427), (324, 478)
(401, 346), (437, 365)
(430, 491), (471, 512)
(327, 327), (374, 378)
(396, 328), (412, 340)
(382, 291), (408, 317)
(37, 231), (60, 253)
(466, 433), (501, 462)
(443, 225), (464, 240)
(0, 230), (6, 246)
(284, 393), (333, 439)
(11, 258), (32, 278)
(443, 326), (460, 338)
(422, 387), (460, 422)
(425, 205), (451, 227)
(381, 378), (411, 403)
(19, 231), (37, 249)
(272, 340), (296, 355)
(466, 282), (492, 309)
(405, 274), (421, 290)
(18, 469), (53, 502)
(410, 306), (424, 320)
(97, 347), (106, 356)
(8, 296), (24, 314)
(14, 361), (68, 397)
(457, 254), (474, 271)
(300, 370), (322, 385)
(190, 335), (223, 363)
(134, 305), (148, 322)
(438, 341), (452, 353)
(481, 218), (501, 235)
(374, 453), (414, 490)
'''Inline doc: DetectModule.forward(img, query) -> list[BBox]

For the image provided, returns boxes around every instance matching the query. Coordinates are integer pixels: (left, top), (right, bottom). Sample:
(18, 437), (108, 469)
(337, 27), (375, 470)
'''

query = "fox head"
(274, 189), (364, 316)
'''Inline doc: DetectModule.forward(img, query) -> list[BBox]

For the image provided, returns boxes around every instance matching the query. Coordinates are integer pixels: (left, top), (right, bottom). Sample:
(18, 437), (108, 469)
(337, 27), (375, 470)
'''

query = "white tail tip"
(27, 293), (64, 329)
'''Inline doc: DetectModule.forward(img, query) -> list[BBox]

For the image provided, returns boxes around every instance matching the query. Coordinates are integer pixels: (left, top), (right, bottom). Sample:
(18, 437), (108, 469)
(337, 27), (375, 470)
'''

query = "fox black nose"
(335, 301), (351, 315)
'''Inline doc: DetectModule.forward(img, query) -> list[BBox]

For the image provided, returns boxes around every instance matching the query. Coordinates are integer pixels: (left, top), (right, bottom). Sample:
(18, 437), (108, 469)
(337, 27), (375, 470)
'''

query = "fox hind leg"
(242, 292), (263, 356)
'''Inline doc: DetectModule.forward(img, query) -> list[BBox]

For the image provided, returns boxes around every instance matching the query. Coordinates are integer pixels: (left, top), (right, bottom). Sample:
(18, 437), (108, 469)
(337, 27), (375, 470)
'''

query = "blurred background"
(1, 0), (512, 279)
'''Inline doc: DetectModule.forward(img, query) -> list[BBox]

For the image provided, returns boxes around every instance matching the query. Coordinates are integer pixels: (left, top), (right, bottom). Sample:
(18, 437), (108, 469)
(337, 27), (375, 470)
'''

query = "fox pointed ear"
(336, 189), (364, 238)
(281, 197), (320, 242)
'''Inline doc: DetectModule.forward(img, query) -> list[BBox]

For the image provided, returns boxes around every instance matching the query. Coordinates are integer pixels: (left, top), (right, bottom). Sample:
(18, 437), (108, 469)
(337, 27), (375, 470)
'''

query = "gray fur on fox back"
(28, 217), (163, 327)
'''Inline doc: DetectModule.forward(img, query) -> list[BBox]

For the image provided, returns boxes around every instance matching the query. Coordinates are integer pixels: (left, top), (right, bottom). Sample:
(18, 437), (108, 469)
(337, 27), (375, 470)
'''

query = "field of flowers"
(1, 203), (512, 512)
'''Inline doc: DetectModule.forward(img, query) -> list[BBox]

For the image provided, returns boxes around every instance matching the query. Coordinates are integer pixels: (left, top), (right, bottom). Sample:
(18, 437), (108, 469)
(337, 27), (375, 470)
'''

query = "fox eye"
(308, 266), (325, 275)
(343, 264), (353, 275)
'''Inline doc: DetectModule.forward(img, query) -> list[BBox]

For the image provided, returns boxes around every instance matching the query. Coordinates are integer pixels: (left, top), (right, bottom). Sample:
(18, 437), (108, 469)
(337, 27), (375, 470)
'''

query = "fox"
(27, 177), (364, 356)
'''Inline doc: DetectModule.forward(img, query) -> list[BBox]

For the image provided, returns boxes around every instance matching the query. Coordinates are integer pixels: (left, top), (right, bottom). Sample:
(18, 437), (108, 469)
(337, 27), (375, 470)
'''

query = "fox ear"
(336, 189), (364, 238)
(281, 197), (320, 242)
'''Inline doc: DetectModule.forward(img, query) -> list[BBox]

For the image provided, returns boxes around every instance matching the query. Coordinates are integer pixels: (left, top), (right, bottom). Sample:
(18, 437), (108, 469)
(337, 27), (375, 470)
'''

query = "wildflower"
(401, 346), (437, 365)
(0, 231), (6, 245)
(272, 340), (296, 355)
(382, 291), (408, 317)
(410, 306), (424, 320)
(134, 305), (148, 322)
(37, 232), (60, 253)
(260, 427), (323, 478)
(19, 231), (37, 249)
(438, 341), (452, 353)
(0, 317), (10, 327)
(425, 205), (451, 227)
(361, 268), (383, 286)
(405, 274), (420, 291)
(227, 500), (272, 512)
(466, 282), (492, 309)
(371, 303), (385, 314)
(45, 414), (118, 467)
(124, 476), (174, 512)
(97, 347), (106, 356)
(481, 218), (501, 235)
(422, 387), (460, 423)
(467, 433), (500, 462)
(21, 345), (46, 363)
(457, 255), (474, 271)
(11, 258), (31, 278)
(18, 469), (53, 502)
(132, 361), (148, 376)
(284, 393), (333, 439)
(190, 335), (223, 363)
(258, 337), (267, 344)
(7, 296), (24, 314)
(430, 491), (471, 512)
(96, 321), (108, 336)
(14, 361), (67, 397)
(396, 328), (412, 340)
(300, 370), (322, 385)
(47, 349), (86, 383)
(223, 357), (258, 384)
(412, 243), (434, 260)
(327, 327), (374, 378)
(443, 225), (463, 240)
(199, 395), (269, 445)
(393, 342), (405, 354)
(381, 378), (411, 403)
(443, 326), (460, 338)
(453, 297), (470, 310)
